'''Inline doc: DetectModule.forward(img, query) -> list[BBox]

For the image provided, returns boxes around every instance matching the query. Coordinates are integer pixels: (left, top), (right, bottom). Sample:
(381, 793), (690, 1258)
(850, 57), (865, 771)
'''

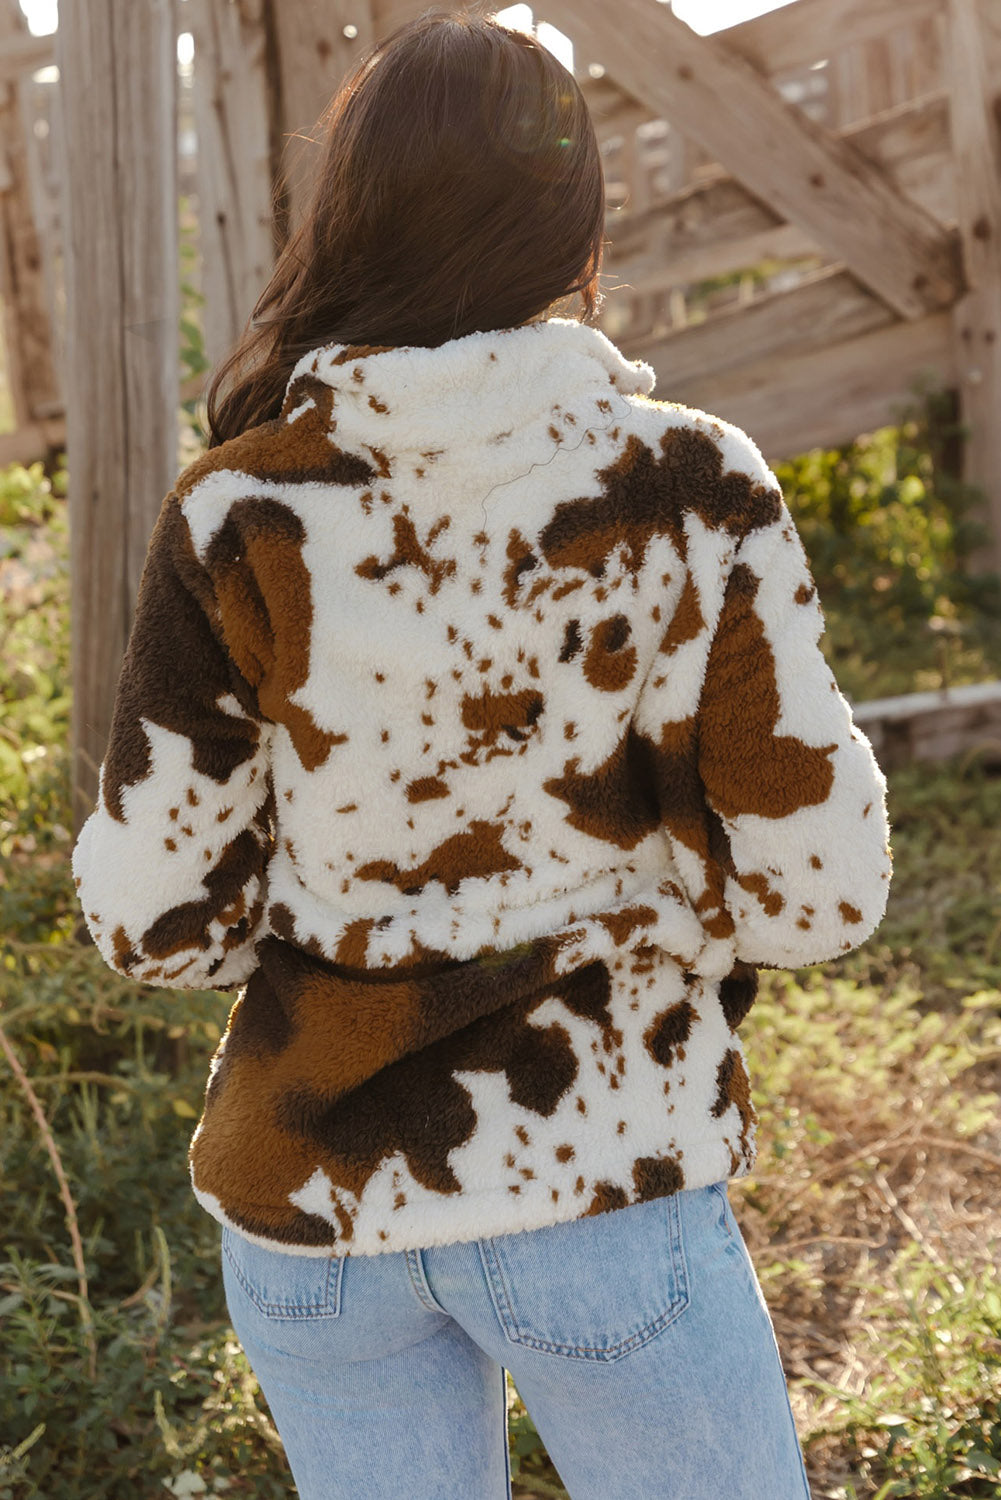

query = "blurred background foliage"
(1, 377), (1000, 1496)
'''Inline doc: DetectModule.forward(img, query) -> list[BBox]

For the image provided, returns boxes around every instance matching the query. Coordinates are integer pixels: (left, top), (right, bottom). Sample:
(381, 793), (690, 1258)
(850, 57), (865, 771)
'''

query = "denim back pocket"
(221, 1224), (344, 1321)
(478, 1194), (690, 1362)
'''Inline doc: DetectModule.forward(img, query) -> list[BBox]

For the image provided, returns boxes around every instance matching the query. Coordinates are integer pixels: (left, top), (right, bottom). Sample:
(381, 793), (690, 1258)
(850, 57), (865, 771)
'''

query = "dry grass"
(739, 976), (1001, 1498)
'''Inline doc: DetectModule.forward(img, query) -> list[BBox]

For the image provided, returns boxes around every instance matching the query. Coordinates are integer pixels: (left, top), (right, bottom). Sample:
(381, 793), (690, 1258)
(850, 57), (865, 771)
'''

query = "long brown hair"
(205, 8), (606, 448)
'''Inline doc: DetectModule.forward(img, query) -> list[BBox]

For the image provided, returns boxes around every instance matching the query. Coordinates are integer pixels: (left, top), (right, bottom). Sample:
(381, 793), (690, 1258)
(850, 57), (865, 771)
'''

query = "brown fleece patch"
(632, 1153), (685, 1199)
(111, 925), (137, 972)
(328, 343), (394, 365)
(594, 905), (658, 944)
(644, 999), (697, 1069)
(559, 619), (583, 662)
(539, 426), (780, 580)
(140, 784), (273, 970)
(699, 563), (836, 819)
(542, 726), (660, 850)
(204, 497), (344, 773)
(460, 686), (544, 762)
(736, 870), (785, 916)
(584, 1181), (630, 1216)
(709, 1048), (756, 1163)
(634, 718), (732, 938)
(355, 819), (522, 896)
(718, 962), (758, 1029)
(643, 716), (702, 846)
(177, 384), (376, 491)
(268, 902), (299, 944)
(101, 498), (261, 822)
(405, 776), (451, 803)
(333, 918), (377, 967)
(268, 973), (427, 1103)
(503, 529), (543, 607)
(658, 573), (704, 655)
(582, 615), (637, 693)
(192, 947), (616, 1242)
(355, 512), (456, 595)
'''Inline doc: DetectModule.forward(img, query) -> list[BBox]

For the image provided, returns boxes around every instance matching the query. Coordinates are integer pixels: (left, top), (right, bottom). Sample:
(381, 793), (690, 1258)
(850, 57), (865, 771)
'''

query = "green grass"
(1, 416), (1000, 1498)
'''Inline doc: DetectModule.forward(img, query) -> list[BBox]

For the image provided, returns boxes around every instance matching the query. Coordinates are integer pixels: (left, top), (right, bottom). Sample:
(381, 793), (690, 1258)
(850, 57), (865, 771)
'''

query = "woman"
(73, 10), (891, 1498)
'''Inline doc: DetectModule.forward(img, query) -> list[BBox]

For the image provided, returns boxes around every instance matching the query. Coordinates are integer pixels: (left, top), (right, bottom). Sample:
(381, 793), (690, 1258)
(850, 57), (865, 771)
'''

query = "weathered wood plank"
(189, 0), (275, 368)
(947, 0), (1001, 574)
(0, 0), (60, 427)
(270, 0), (374, 237)
(982, 1), (1001, 82)
(56, 0), (178, 827)
(721, 0), (939, 78)
(604, 225), (814, 307)
(602, 89), (958, 305)
(542, 0), (961, 319)
(0, 418), (65, 469)
(371, 0), (419, 39)
(627, 267), (894, 387)
(0, 28), (55, 82)
(581, 2), (946, 141)
(852, 681), (1001, 770)
(638, 310), (955, 461)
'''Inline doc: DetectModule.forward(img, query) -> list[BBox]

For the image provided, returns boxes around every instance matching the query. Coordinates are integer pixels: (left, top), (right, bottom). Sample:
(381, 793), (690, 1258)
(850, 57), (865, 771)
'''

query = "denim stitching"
(665, 1193), (689, 1316)
(222, 1230), (342, 1319)
(709, 1180), (734, 1237)
(478, 1237), (518, 1338)
(480, 1195), (690, 1360)
(404, 1247), (448, 1313)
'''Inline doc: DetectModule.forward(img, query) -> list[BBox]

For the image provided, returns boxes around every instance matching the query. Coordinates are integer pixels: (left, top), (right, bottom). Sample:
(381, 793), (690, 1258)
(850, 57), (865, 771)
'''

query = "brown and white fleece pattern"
(72, 318), (892, 1258)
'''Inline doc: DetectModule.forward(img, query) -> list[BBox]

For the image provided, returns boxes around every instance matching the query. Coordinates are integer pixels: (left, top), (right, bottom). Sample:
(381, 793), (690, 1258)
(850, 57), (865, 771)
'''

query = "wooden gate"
(1, 0), (997, 819)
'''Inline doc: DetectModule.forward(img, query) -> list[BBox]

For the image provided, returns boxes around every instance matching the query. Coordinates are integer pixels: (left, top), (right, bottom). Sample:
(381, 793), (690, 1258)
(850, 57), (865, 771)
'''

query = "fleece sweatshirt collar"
(281, 317), (656, 456)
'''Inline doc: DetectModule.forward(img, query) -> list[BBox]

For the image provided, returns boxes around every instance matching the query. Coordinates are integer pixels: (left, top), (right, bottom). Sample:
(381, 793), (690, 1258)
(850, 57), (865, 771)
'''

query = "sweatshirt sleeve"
(71, 491), (274, 990)
(635, 429), (892, 970)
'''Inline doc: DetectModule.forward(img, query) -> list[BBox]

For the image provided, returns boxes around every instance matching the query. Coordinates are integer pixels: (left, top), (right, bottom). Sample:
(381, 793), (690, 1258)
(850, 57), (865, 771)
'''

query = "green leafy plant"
(775, 386), (1001, 702)
(804, 1252), (1001, 1499)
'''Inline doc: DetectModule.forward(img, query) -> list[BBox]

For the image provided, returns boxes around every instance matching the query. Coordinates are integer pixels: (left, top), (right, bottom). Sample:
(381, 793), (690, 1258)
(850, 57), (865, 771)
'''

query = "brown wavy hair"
(204, 9), (606, 448)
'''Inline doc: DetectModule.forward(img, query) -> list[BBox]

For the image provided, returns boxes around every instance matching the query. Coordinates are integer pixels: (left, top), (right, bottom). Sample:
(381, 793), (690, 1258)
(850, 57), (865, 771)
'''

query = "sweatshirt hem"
(192, 1134), (754, 1258)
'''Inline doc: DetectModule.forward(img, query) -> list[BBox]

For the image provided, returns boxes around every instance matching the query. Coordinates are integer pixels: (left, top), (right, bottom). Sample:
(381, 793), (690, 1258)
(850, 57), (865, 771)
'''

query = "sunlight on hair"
(494, 8), (573, 72)
(536, 22), (573, 71)
(494, 4), (533, 31)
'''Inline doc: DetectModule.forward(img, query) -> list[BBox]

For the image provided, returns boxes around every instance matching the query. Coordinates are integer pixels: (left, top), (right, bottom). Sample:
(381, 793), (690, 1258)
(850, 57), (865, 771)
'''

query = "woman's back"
(72, 315), (890, 1256)
(70, 14), (888, 1490)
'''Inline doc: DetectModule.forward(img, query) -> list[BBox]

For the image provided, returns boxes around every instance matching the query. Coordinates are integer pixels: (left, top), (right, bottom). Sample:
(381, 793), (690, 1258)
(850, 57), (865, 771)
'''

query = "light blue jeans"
(221, 1180), (812, 1499)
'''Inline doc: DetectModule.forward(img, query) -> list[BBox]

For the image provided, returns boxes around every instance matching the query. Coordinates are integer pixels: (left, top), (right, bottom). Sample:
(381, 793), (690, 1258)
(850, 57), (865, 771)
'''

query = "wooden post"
(268, 0), (374, 239)
(947, 0), (1001, 575)
(0, 0), (60, 429)
(57, 0), (179, 830)
(189, 0), (275, 369)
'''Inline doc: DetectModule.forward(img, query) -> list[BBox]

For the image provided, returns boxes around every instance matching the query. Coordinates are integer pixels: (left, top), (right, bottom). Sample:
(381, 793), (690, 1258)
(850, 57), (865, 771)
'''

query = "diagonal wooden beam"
(724, 0), (937, 77)
(540, 0), (963, 319)
(0, 29), (55, 82)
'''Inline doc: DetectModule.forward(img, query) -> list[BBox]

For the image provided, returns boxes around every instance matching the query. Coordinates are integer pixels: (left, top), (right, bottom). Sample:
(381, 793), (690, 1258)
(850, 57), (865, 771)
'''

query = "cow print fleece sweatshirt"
(73, 317), (892, 1257)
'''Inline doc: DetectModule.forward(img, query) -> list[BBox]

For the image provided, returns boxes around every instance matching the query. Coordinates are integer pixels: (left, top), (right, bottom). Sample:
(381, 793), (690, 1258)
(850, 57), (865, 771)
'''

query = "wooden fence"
(0, 0), (997, 819)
